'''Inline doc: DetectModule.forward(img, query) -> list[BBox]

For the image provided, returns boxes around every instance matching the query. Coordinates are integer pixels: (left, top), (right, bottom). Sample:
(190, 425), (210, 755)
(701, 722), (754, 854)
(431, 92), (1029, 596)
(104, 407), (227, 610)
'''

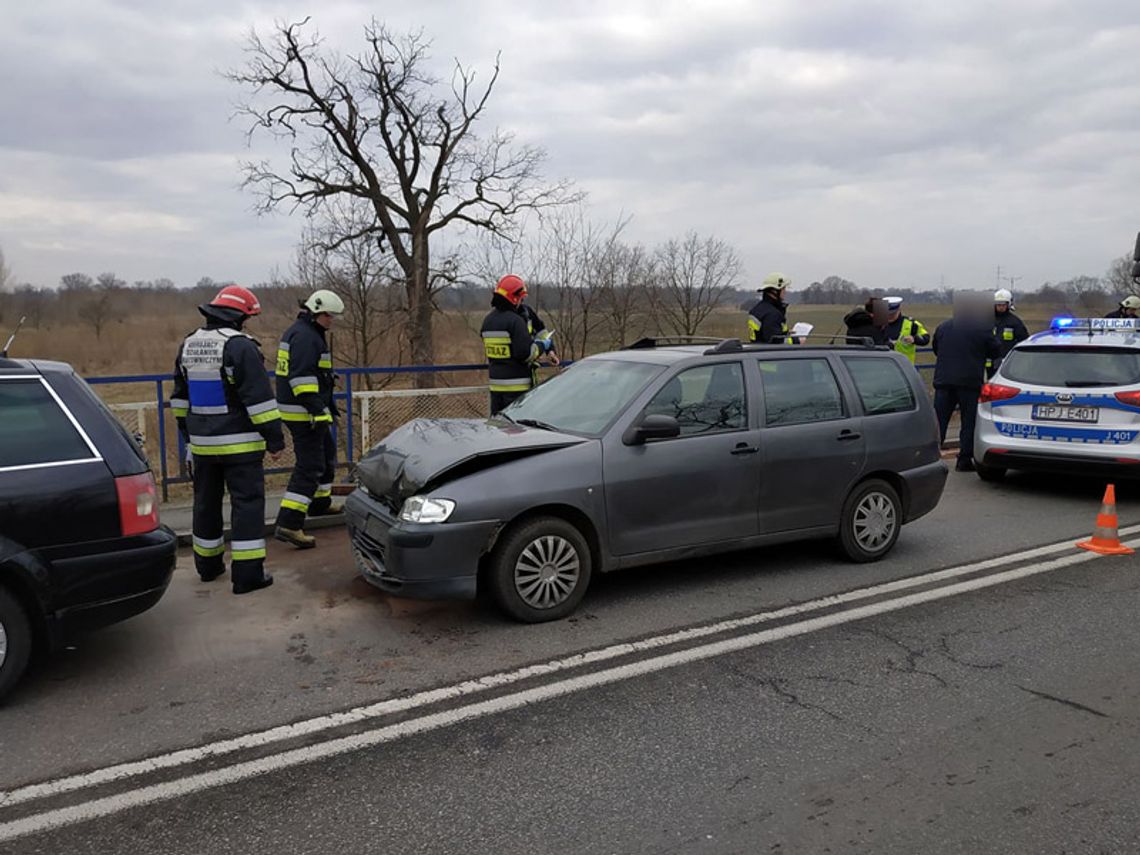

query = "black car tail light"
(115, 472), (159, 536)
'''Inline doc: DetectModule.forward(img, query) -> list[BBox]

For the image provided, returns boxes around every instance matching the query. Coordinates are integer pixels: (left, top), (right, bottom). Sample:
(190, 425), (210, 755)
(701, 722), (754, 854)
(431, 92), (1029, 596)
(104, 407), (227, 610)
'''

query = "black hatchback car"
(0, 357), (176, 700)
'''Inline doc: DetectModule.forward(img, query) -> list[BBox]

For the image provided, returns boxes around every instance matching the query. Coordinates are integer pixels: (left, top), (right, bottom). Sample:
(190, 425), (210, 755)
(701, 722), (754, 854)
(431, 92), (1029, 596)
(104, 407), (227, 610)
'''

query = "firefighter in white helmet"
(988, 288), (1028, 378)
(274, 289), (346, 548)
(1106, 294), (1140, 319)
(747, 273), (794, 343)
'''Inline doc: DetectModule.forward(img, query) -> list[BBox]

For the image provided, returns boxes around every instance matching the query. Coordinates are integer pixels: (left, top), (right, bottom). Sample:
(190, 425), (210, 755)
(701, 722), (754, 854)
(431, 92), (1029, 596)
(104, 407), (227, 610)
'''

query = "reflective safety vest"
(887, 316), (929, 363)
(481, 307), (539, 393)
(172, 327), (283, 459)
(276, 315), (335, 424)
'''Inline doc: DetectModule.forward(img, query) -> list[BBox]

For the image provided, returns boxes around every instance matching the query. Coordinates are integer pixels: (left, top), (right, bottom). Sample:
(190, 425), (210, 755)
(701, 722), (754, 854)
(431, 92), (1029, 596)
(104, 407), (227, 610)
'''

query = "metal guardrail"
(88, 351), (935, 502)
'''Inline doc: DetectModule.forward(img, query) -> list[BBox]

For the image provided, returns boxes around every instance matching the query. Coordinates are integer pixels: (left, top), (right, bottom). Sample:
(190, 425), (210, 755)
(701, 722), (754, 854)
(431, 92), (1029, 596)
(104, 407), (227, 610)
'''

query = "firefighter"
(481, 275), (553, 415)
(274, 289), (345, 549)
(988, 288), (1029, 377)
(1105, 295), (1140, 319)
(747, 273), (793, 343)
(883, 296), (930, 364)
(171, 285), (284, 594)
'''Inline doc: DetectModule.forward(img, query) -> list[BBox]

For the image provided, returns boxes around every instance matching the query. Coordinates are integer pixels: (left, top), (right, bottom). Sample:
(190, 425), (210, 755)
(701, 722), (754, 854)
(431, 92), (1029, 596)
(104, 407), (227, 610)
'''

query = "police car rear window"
(1000, 346), (1140, 388)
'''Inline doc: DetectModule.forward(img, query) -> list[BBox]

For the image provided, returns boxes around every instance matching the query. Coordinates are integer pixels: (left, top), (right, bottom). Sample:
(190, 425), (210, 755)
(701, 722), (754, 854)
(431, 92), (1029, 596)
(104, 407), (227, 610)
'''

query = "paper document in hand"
(791, 322), (814, 337)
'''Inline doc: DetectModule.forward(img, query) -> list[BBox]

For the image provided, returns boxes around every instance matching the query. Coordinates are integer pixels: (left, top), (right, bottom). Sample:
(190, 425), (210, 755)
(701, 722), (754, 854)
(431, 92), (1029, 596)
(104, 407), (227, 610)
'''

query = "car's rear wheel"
(0, 587), (33, 702)
(975, 462), (1007, 482)
(489, 516), (592, 622)
(837, 479), (901, 562)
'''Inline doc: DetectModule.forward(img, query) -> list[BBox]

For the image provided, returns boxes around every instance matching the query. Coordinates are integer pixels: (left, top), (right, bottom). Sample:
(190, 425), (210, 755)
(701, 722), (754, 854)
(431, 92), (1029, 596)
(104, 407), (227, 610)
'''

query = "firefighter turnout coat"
(747, 294), (791, 344)
(481, 306), (540, 395)
(275, 314), (336, 426)
(171, 325), (284, 460)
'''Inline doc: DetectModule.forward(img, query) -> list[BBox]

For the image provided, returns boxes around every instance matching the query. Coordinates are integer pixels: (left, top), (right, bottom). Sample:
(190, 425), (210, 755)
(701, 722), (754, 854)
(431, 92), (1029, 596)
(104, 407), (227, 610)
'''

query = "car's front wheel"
(0, 586), (33, 702)
(837, 479), (901, 562)
(488, 516), (593, 622)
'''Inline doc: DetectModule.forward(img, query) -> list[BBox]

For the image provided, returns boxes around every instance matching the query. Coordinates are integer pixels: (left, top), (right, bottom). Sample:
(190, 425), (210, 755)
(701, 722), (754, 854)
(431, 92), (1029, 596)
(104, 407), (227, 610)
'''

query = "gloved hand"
(267, 435), (286, 456)
(183, 446), (194, 480)
(535, 330), (555, 354)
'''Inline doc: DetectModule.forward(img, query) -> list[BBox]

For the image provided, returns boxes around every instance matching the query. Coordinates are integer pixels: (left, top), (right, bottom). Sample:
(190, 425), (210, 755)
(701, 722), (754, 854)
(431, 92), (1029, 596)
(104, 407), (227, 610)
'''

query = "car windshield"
(1001, 346), (1140, 388)
(502, 358), (663, 436)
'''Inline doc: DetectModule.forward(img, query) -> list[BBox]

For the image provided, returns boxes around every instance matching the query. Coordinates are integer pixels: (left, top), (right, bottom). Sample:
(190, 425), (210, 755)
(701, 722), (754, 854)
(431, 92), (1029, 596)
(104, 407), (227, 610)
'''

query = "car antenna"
(1, 315), (26, 357)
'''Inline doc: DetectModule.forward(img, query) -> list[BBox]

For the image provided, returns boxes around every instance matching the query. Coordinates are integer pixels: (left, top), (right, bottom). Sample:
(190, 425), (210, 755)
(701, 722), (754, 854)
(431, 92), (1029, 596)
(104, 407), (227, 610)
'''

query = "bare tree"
(296, 202), (411, 388)
(80, 291), (114, 339)
(652, 232), (741, 337)
(601, 243), (654, 349)
(1104, 255), (1138, 298)
(229, 18), (577, 384)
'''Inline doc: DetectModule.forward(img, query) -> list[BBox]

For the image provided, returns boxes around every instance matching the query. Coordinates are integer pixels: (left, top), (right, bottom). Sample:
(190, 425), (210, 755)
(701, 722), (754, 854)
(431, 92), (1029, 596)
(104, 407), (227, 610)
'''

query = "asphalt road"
(2, 470), (1139, 852)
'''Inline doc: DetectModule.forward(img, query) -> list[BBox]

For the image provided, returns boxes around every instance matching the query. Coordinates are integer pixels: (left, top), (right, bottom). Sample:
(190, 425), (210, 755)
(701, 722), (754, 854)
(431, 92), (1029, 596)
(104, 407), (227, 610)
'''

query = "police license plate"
(1031, 404), (1099, 423)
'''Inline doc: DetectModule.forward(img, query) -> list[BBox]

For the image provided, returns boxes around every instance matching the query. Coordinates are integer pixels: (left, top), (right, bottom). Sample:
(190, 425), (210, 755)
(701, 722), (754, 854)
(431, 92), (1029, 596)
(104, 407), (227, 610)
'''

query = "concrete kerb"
(164, 491), (348, 546)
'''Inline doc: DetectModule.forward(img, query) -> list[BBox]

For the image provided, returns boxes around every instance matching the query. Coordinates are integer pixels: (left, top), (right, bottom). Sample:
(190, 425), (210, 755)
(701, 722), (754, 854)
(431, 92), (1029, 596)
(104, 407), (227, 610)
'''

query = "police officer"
(274, 289), (345, 548)
(988, 288), (1028, 378)
(747, 273), (792, 343)
(883, 296), (930, 364)
(171, 285), (284, 594)
(1105, 295), (1140, 319)
(481, 275), (553, 415)
(932, 300), (1000, 472)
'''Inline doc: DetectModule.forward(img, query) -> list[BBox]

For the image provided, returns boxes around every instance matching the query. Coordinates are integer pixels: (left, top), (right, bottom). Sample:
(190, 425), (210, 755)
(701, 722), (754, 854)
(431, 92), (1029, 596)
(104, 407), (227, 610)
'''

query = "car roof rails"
(624, 336), (726, 349)
(703, 338), (744, 355)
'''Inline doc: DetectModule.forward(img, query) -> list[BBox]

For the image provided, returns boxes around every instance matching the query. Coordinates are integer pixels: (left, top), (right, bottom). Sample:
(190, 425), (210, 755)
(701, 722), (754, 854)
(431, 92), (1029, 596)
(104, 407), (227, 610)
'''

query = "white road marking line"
(2, 535), (1136, 843)
(3, 523), (1137, 811)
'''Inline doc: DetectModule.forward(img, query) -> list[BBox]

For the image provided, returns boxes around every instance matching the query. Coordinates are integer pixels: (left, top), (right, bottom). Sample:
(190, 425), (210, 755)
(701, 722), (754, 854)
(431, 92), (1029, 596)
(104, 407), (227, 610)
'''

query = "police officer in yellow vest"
(274, 289), (345, 549)
(988, 288), (1028, 378)
(747, 273), (793, 343)
(883, 296), (930, 363)
(171, 285), (284, 594)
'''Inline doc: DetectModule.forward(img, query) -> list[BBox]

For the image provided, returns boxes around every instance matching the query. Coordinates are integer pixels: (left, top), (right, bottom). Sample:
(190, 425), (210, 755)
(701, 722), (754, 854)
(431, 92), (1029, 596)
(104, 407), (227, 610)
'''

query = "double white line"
(3, 526), (1139, 842)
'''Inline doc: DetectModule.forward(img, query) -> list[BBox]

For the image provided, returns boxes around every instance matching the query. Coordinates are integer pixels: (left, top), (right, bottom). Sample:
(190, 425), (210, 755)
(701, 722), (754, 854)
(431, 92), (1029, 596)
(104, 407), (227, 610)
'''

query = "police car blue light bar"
(1049, 316), (1139, 331)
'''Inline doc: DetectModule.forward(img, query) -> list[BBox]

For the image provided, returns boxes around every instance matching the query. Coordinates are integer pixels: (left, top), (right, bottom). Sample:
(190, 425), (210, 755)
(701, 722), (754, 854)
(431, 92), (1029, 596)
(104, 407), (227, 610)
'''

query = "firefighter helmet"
(759, 272), (790, 292)
(209, 285), (261, 316)
(303, 289), (345, 315)
(994, 288), (1013, 306)
(494, 274), (528, 306)
(1122, 295), (1140, 310)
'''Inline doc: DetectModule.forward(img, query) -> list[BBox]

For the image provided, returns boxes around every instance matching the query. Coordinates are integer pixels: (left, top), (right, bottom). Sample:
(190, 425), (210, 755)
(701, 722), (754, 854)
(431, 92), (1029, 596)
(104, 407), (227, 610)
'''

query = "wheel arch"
(478, 504), (604, 591)
(854, 470), (909, 520)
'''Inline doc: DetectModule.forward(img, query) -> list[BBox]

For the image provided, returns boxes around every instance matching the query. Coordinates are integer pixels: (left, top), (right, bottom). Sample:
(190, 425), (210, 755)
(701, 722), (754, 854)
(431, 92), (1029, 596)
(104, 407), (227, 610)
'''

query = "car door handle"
(731, 443), (760, 455)
(837, 430), (861, 441)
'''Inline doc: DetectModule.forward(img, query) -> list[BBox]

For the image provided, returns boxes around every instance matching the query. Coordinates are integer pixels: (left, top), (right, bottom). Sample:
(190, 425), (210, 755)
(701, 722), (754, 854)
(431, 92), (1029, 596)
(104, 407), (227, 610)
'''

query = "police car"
(974, 317), (1140, 481)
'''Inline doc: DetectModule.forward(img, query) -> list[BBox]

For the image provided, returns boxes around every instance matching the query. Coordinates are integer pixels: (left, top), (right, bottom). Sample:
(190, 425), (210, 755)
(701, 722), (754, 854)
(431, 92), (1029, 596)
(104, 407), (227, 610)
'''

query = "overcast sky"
(3, 0), (1140, 295)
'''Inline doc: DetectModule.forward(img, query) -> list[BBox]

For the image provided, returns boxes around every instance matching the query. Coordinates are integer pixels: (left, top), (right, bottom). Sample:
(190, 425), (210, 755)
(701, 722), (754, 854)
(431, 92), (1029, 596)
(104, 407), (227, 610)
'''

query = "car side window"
(643, 363), (746, 436)
(0, 379), (97, 469)
(842, 357), (916, 415)
(758, 358), (846, 426)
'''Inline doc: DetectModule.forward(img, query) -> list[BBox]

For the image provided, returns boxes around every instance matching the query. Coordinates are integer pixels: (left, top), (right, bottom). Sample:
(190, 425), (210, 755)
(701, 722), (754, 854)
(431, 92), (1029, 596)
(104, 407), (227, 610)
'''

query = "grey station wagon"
(346, 338), (948, 622)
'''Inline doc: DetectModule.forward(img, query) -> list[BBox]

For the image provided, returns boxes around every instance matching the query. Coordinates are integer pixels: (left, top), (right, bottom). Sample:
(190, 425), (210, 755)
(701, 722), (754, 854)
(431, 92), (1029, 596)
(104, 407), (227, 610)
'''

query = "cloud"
(2, 0), (1140, 293)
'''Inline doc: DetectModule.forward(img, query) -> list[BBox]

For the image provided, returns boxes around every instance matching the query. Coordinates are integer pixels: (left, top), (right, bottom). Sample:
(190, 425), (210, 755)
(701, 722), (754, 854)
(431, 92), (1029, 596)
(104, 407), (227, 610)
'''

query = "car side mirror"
(623, 414), (681, 445)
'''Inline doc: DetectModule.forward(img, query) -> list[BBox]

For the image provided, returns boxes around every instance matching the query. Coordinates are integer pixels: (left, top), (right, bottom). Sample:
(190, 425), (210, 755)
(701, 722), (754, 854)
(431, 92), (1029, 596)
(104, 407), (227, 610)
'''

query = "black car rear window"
(1000, 346), (1140, 387)
(0, 378), (97, 468)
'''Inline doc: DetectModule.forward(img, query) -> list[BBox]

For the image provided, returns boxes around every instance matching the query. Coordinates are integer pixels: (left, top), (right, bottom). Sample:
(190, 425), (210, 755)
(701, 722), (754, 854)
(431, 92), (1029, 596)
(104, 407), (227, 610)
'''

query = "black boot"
(233, 574), (274, 595)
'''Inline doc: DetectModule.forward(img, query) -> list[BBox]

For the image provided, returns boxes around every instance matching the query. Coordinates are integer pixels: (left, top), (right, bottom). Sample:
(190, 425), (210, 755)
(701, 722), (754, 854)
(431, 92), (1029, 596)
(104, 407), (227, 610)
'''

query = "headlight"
(398, 496), (456, 523)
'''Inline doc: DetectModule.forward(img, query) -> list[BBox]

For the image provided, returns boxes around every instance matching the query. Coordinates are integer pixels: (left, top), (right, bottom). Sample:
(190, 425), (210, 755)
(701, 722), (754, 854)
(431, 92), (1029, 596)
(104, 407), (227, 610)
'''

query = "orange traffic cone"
(1076, 484), (1134, 555)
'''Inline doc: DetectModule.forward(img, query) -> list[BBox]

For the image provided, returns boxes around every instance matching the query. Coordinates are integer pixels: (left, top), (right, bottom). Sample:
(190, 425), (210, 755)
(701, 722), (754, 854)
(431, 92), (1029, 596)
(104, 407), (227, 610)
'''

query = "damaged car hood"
(355, 418), (588, 502)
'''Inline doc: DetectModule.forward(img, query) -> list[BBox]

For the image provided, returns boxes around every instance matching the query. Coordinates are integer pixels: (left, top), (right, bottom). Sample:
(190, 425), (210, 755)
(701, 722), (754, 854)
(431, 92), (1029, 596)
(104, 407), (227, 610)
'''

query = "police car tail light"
(980, 383), (1020, 403)
(1114, 391), (1140, 408)
(115, 472), (160, 536)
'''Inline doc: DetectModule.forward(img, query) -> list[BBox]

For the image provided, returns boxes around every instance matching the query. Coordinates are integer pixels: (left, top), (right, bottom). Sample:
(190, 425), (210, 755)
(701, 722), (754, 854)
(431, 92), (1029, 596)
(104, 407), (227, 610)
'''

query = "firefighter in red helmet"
(480, 275), (554, 414)
(170, 285), (284, 594)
